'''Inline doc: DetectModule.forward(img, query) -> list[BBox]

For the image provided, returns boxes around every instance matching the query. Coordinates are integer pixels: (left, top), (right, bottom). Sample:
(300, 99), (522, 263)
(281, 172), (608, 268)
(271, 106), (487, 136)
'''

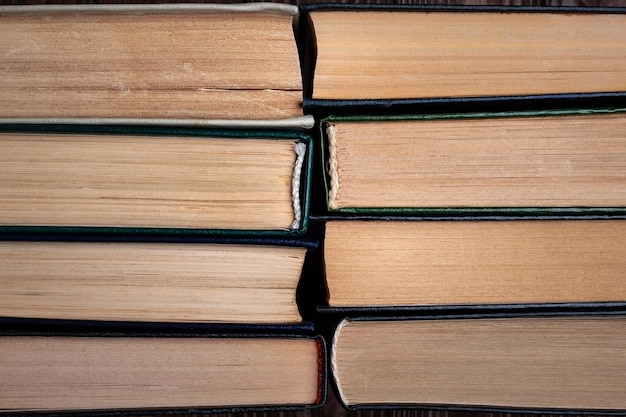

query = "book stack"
(2, 2), (626, 416)
(0, 4), (323, 414)
(302, 4), (626, 414)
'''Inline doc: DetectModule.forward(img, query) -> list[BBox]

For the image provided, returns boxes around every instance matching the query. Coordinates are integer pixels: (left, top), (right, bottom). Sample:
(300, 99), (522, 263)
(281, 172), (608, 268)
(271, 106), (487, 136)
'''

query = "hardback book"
(0, 3), (313, 130)
(331, 314), (626, 412)
(0, 332), (324, 413)
(0, 125), (311, 235)
(302, 5), (626, 115)
(323, 219), (626, 312)
(0, 236), (316, 325)
(322, 109), (626, 214)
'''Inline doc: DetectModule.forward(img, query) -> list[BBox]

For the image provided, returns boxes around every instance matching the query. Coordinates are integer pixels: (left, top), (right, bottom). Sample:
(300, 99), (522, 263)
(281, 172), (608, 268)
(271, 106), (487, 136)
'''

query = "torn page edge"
(326, 123), (340, 209)
(291, 142), (307, 230)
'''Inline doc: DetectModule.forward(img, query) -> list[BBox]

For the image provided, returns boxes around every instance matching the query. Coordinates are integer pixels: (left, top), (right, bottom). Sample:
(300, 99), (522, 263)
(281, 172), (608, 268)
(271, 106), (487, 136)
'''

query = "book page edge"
(291, 142), (307, 230)
(0, 3), (299, 16)
(326, 123), (340, 209)
(331, 318), (351, 407)
(0, 116), (315, 131)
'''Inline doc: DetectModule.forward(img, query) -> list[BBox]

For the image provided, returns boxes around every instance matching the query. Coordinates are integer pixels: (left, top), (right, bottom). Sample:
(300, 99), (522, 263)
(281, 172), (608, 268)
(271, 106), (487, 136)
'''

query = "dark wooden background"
(2, 0), (621, 416)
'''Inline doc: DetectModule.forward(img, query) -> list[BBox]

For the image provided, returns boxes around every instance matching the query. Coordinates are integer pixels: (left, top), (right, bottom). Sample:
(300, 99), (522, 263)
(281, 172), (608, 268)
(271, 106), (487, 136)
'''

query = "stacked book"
(302, 4), (626, 414)
(2, 2), (626, 416)
(0, 4), (323, 414)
